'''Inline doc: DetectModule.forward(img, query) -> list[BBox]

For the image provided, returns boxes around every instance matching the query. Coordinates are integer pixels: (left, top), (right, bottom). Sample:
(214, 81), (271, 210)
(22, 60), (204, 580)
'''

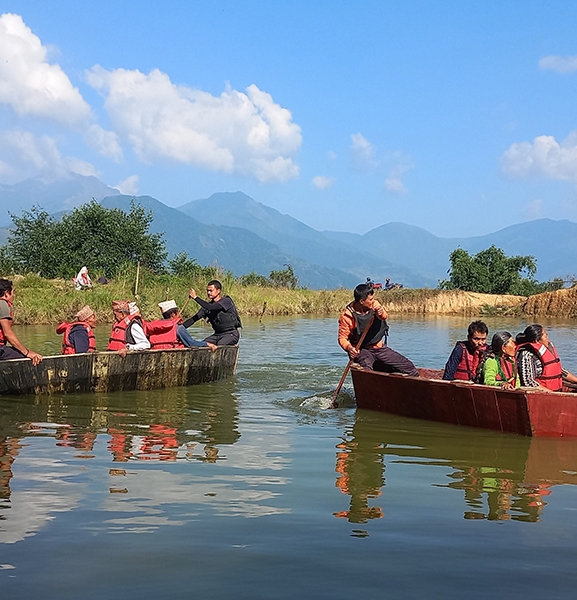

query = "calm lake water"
(2, 315), (577, 599)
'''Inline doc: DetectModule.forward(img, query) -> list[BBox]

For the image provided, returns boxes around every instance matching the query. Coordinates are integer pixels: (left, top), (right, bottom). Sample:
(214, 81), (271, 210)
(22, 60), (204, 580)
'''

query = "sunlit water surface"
(2, 315), (577, 599)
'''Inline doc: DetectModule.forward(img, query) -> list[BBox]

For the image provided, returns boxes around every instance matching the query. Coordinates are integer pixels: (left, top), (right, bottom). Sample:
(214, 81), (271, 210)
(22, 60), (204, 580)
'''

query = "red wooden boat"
(350, 365), (577, 437)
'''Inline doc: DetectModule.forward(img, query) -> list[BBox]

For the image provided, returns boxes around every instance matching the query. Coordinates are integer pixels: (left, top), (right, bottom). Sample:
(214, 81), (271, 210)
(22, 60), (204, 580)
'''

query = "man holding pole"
(338, 281), (417, 375)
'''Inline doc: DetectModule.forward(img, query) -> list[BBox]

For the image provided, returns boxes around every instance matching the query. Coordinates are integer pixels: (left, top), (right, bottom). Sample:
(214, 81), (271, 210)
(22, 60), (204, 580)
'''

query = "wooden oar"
(332, 313), (375, 408)
(177, 294), (193, 319)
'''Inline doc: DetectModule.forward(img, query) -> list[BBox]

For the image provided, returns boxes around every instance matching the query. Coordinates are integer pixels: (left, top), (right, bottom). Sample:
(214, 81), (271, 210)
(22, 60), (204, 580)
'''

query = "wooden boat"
(351, 365), (577, 437)
(0, 346), (239, 395)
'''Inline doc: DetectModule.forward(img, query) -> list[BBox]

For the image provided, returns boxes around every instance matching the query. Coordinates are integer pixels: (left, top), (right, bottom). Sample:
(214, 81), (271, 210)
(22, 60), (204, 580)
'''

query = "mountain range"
(0, 175), (576, 289)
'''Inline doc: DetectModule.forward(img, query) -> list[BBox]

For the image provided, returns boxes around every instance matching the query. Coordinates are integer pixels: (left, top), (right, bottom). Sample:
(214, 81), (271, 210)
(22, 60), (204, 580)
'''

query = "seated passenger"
(338, 282), (418, 375)
(516, 324), (577, 391)
(443, 320), (488, 381)
(56, 305), (97, 354)
(107, 300), (150, 356)
(482, 331), (520, 389)
(148, 300), (216, 350)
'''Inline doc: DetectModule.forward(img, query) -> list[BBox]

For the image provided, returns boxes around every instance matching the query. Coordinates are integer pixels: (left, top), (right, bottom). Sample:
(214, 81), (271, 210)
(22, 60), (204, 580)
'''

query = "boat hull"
(351, 366), (577, 437)
(0, 346), (239, 395)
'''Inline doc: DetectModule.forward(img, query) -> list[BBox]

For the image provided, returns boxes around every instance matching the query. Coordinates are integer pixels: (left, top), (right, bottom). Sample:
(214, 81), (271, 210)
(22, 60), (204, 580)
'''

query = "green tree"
(269, 264), (299, 289)
(6, 200), (167, 277)
(439, 245), (539, 295)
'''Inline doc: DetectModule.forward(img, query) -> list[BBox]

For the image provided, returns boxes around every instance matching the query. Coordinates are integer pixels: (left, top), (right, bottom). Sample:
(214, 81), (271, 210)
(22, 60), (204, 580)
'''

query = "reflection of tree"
(0, 437), (21, 503)
(335, 410), (577, 524)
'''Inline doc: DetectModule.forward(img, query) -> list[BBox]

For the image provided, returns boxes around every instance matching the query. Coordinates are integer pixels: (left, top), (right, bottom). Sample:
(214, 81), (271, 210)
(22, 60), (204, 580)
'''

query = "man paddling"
(443, 320), (488, 381)
(184, 280), (241, 346)
(338, 282), (417, 375)
(0, 278), (43, 365)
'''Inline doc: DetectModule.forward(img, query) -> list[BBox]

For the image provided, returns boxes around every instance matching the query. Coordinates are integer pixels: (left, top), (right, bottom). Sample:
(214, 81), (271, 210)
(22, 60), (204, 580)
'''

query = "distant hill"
(0, 174), (120, 227)
(178, 192), (434, 287)
(1, 174), (576, 288)
(101, 195), (359, 289)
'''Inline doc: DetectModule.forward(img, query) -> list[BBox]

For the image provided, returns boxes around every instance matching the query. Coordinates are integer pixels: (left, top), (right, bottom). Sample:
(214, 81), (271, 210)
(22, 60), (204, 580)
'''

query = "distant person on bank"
(0, 278), (43, 364)
(482, 331), (520, 389)
(74, 266), (93, 290)
(147, 300), (216, 350)
(183, 280), (241, 346)
(56, 305), (97, 354)
(107, 300), (150, 357)
(515, 324), (577, 391)
(338, 282), (418, 375)
(443, 320), (488, 381)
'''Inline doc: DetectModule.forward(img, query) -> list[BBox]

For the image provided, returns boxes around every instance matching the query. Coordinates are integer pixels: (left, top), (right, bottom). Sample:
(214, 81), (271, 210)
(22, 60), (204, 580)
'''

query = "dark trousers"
(0, 346), (26, 360)
(355, 345), (418, 376)
(204, 329), (240, 346)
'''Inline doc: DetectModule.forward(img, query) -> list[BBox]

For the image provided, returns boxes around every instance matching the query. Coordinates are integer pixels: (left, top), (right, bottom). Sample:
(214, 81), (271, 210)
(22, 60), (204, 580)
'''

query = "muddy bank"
(524, 286), (577, 319)
(381, 289), (526, 315)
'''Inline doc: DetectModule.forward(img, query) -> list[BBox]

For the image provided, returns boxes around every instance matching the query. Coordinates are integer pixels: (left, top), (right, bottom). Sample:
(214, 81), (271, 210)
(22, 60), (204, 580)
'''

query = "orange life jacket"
(56, 321), (96, 354)
(144, 319), (185, 350)
(518, 341), (563, 391)
(107, 315), (143, 351)
(0, 298), (13, 345)
(454, 341), (487, 381)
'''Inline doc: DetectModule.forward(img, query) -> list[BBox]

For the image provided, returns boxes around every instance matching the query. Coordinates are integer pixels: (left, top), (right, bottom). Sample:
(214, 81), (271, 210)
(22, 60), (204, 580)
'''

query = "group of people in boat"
(0, 278), (241, 363)
(338, 281), (577, 393)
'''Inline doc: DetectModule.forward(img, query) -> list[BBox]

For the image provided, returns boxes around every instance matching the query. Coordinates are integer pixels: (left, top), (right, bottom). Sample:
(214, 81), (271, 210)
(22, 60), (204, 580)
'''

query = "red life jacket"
(454, 341), (487, 381)
(144, 319), (185, 350)
(0, 298), (13, 345)
(493, 355), (517, 385)
(107, 315), (143, 351)
(519, 341), (563, 391)
(56, 321), (96, 354)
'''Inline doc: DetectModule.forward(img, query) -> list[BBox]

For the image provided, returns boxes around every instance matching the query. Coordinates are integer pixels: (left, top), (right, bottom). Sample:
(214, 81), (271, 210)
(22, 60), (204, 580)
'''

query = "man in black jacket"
(183, 280), (241, 346)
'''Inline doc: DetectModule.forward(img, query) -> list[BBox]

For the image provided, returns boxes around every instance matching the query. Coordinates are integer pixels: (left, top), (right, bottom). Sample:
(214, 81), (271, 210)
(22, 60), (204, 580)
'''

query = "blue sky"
(2, 1), (577, 236)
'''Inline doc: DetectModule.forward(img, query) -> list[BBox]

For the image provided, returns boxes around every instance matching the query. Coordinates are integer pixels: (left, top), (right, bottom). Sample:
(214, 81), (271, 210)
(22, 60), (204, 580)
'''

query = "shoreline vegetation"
(7, 273), (577, 325)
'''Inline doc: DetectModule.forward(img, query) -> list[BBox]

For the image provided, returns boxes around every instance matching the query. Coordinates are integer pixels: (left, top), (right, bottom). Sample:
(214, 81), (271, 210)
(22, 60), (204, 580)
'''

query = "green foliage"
(439, 245), (549, 295)
(5, 200), (167, 277)
(268, 264), (299, 289)
(238, 271), (270, 286)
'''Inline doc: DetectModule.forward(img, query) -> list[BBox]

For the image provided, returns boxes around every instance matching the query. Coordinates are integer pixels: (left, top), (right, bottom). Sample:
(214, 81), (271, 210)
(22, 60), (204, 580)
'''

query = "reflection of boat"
(334, 410), (577, 523)
(0, 346), (238, 395)
(351, 366), (577, 437)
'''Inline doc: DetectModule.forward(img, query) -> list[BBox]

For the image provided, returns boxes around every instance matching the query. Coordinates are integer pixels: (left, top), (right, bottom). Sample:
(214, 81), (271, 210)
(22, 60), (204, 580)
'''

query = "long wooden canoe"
(0, 346), (239, 395)
(351, 365), (577, 437)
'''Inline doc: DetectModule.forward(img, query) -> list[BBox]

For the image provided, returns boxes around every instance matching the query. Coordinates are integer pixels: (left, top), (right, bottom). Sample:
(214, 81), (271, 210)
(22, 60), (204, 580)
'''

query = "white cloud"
(384, 177), (407, 194)
(86, 66), (302, 182)
(0, 13), (91, 126)
(0, 130), (97, 181)
(539, 55), (577, 74)
(350, 132), (378, 167)
(116, 174), (139, 195)
(384, 152), (414, 195)
(84, 124), (123, 161)
(501, 132), (577, 181)
(312, 175), (334, 189)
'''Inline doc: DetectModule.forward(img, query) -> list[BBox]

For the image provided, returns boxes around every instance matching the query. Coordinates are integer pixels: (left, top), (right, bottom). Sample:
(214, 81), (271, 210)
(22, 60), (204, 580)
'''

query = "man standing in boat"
(0, 278), (43, 365)
(338, 282), (418, 375)
(443, 320), (488, 381)
(184, 280), (241, 346)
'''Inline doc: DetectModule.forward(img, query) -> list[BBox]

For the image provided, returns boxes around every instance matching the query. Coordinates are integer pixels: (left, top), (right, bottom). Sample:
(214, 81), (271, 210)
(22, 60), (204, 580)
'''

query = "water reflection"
(334, 409), (577, 523)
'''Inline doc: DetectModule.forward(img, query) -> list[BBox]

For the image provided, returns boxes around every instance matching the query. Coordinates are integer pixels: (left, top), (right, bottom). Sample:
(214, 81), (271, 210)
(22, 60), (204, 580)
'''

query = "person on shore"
(443, 320), (488, 381)
(147, 300), (216, 350)
(337, 282), (418, 375)
(183, 280), (241, 346)
(515, 324), (577, 391)
(73, 266), (92, 290)
(56, 305), (97, 354)
(482, 331), (520, 389)
(107, 300), (150, 356)
(0, 278), (43, 365)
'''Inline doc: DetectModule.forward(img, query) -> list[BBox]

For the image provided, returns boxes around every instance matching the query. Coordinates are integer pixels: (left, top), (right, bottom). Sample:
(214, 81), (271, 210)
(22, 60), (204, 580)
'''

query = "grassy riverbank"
(7, 273), (536, 324)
